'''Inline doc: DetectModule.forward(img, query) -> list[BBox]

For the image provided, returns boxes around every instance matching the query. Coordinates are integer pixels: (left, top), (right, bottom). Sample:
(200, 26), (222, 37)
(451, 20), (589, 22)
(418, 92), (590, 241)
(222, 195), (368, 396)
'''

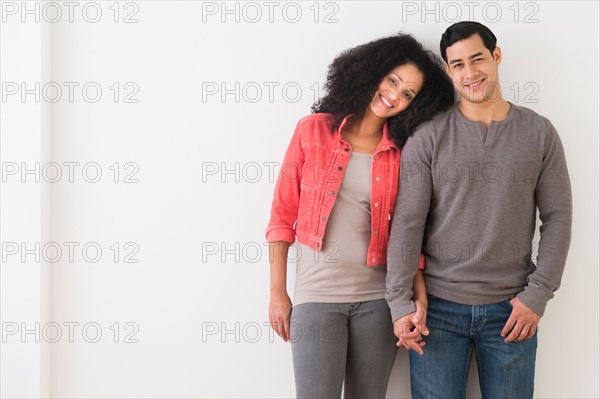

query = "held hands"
(269, 290), (292, 342)
(392, 300), (429, 355)
(501, 297), (541, 343)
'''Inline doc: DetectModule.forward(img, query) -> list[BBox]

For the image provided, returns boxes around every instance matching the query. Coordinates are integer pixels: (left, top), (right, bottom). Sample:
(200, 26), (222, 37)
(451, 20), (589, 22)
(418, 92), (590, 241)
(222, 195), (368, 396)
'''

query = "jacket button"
(344, 148), (349, 152)
(329, 190), (335, 195)
(374, 230), (378, 234)
(371, 258), (376, 263)
(375, 177), (380, 181)
(321, 216), (326, 221)
(374, 202), (379, 207)
(337, 166), (343, 171)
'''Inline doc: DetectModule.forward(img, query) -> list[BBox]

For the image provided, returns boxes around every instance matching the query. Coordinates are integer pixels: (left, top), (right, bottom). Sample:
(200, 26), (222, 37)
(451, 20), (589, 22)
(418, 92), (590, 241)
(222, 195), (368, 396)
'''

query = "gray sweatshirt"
(386, 103), (572, 321)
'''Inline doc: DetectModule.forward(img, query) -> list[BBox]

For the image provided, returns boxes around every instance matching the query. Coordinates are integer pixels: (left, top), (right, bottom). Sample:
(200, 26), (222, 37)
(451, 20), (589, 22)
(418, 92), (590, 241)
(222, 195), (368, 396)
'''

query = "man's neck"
(458, 98), (511, 128)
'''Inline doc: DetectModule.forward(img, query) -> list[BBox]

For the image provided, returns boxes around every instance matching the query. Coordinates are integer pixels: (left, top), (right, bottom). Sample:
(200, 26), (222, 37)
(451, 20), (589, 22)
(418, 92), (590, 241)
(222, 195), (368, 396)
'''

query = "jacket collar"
(336, 114), (399, 152)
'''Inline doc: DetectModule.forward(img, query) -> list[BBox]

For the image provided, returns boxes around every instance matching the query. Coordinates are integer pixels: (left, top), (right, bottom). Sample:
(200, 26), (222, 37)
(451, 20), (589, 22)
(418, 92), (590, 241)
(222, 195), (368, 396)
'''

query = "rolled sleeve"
(265, 119), (306, 244)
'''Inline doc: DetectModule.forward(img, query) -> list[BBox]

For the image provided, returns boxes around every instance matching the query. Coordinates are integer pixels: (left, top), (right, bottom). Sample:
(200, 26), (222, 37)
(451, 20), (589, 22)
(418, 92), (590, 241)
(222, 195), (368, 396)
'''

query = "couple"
(265, 21), (572, 399)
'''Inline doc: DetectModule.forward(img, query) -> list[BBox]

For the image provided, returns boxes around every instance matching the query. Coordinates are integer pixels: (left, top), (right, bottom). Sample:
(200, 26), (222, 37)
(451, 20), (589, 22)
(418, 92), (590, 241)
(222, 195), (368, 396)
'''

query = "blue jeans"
(410, 295), (538, 399)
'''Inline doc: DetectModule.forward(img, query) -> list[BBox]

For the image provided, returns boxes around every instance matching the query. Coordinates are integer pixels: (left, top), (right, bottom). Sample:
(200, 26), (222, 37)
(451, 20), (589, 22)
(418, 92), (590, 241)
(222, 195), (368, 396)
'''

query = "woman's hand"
(268, 242), (291, 341)
(413, 298), (429, 337)
(411, 270), (429, 337)
(269, 290), (292, 342)
(393, 311), (426, 354)
(393, 299), (429, 355)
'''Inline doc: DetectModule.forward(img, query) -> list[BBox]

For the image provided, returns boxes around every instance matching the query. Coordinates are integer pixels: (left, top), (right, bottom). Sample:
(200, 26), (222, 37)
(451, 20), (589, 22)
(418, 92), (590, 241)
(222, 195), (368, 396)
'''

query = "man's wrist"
(516, 291), (546, 318)
(390, 299), (417, 323)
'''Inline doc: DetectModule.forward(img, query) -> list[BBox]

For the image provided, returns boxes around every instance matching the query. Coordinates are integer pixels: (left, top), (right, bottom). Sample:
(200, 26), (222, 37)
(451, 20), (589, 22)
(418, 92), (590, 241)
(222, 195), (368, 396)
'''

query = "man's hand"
(393, 305), (429, 355)
(501, 297), (541, 343)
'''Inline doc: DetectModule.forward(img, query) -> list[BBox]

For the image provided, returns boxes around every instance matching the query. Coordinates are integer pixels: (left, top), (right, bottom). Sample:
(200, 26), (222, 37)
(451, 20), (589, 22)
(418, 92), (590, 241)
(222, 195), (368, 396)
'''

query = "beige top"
(293, 152), (386, 306)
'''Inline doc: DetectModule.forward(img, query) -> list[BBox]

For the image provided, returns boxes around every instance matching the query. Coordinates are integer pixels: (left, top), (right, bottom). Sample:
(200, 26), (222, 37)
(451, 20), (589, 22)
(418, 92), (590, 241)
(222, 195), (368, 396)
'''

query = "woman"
(265, 34), (454, 398)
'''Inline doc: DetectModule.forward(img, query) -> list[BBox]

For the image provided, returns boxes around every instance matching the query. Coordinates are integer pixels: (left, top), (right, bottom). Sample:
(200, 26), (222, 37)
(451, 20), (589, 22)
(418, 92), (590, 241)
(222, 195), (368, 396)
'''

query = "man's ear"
(493, 46), (502, 65)
(444, 61), (450, 75)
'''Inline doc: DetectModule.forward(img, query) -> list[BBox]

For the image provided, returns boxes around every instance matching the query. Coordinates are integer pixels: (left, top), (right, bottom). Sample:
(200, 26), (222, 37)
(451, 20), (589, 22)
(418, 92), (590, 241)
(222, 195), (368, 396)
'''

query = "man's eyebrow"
(449, 52), (485, 65)
(392, 72), (418, 95)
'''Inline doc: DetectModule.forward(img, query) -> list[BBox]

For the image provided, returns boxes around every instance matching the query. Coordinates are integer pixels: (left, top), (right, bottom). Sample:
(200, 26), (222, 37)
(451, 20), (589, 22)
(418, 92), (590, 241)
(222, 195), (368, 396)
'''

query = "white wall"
(1, 1), (598, 398)
(1, 12), (43, 399)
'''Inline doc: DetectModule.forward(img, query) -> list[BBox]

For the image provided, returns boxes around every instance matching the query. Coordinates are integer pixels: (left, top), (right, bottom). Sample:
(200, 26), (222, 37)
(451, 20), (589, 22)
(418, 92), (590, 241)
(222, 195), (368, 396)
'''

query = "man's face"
(444, 33), (502, 104)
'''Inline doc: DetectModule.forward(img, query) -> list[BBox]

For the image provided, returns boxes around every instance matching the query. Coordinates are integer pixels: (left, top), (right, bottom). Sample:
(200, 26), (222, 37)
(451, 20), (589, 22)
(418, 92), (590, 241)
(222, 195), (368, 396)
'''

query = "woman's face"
(368, 63), (424, 119)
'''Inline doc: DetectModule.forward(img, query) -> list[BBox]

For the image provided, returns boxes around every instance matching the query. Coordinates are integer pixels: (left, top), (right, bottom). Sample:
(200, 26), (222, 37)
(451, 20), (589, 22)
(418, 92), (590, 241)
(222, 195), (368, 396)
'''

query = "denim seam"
(337, 311), (350, 398)
(473, 345), (485, 399)
(462, 344), (473, 397)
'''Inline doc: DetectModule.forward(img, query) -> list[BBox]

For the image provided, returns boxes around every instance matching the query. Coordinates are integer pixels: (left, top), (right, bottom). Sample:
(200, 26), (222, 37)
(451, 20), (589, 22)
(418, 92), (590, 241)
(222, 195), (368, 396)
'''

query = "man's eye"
(453, 64), (462, 69)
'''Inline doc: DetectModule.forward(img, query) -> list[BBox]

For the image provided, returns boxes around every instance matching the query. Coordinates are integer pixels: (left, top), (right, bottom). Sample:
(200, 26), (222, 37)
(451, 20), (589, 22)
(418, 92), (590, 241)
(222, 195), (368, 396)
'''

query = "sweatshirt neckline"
(453, 102), (516, 127)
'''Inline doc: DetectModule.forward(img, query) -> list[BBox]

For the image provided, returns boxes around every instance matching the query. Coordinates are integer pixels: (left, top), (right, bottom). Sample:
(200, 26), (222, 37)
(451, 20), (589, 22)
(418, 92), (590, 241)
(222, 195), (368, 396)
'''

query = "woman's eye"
(403, 92), (413, 100)
(388, 77), (396, 85)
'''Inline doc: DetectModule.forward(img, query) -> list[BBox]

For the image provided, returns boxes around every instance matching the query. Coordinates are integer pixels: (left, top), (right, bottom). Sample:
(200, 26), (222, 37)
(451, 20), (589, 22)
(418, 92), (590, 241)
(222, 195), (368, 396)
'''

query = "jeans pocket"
(426, 293), (441, 301)
(499, 297), (514, 310)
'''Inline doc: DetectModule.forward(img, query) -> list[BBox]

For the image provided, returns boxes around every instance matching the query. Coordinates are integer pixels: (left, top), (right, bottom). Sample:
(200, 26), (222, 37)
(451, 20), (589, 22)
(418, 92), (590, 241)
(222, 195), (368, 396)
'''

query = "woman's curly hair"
(312, 33), (455, 147)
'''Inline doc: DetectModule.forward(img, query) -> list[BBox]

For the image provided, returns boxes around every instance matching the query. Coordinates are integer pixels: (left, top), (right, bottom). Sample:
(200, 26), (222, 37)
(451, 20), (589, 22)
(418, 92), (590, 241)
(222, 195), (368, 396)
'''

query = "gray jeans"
(290, 299), (398, 398)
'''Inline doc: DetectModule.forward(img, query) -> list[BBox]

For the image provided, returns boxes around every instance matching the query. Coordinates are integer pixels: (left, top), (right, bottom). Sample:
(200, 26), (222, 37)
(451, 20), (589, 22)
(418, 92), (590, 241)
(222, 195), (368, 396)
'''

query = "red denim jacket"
(266, 113), (425, 268)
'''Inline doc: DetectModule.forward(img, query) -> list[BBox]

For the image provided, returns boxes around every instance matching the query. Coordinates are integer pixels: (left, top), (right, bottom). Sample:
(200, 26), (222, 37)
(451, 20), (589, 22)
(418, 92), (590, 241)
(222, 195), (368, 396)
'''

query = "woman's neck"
(341, 111), (387, 154)
(350, 110), (386, 138)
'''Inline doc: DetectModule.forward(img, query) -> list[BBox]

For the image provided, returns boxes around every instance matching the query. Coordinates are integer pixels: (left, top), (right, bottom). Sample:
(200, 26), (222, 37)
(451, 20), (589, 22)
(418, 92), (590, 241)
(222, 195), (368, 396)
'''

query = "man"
(385, 21), (572, 398)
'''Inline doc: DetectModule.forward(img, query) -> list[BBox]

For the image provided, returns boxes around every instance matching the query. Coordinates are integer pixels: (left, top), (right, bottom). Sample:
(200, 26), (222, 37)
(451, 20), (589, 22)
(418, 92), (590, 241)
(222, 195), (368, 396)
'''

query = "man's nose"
(464, 63), (477, 79)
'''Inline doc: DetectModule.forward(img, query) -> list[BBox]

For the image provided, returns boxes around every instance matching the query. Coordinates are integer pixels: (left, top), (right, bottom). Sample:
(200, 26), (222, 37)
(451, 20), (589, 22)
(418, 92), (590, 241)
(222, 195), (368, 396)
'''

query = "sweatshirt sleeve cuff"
(516, 290), (548, 317)
(388, 299), (417, 323)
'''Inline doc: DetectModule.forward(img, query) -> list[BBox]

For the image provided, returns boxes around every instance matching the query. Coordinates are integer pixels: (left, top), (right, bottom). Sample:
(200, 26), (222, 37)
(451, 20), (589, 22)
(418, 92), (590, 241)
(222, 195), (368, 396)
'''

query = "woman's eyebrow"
(392, 73), (418, 95)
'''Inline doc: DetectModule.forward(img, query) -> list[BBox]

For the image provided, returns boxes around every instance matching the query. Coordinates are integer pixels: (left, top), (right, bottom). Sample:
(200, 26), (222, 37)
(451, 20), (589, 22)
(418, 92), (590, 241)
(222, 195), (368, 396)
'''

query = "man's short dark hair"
(440, 21), (497, 63)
